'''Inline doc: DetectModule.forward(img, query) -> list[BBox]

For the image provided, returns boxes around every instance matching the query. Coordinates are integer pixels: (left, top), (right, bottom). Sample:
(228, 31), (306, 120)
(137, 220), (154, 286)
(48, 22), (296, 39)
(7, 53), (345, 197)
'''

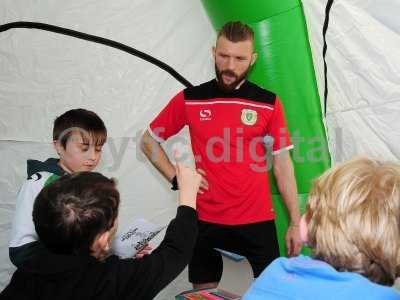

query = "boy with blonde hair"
(243, 157), (400, 299)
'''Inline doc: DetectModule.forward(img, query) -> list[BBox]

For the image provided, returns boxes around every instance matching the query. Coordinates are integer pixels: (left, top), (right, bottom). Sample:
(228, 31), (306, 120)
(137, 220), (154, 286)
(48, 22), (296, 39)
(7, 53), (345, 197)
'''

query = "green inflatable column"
(201, 0), (331, 256)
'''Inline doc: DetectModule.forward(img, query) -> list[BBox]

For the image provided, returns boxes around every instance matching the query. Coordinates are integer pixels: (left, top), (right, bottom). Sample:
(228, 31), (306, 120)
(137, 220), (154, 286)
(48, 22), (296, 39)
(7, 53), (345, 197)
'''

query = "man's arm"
(141, 130), (208, 192)
(272, 151), (302, 256)
(141, 130), (176, 183)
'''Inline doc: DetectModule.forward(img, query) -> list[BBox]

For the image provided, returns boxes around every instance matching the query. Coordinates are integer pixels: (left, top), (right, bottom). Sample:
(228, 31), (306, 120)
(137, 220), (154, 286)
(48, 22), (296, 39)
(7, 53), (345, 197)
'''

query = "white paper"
(112, 218), (165, 259)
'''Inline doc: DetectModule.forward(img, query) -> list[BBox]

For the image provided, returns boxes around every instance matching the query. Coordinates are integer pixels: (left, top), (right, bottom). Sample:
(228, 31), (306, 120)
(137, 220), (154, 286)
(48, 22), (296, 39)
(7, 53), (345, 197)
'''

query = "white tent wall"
(302, 0), (400, 163)
(0, 0), (214, 297)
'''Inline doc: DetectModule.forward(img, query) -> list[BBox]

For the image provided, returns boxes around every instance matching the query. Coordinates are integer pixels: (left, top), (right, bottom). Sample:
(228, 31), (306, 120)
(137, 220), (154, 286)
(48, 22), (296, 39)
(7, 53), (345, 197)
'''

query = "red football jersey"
(149, 80), (292, 225)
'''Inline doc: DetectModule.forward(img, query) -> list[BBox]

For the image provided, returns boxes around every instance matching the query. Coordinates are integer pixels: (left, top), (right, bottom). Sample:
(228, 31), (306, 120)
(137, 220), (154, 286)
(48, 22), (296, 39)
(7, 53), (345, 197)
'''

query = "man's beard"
(215, 64), (251, 92)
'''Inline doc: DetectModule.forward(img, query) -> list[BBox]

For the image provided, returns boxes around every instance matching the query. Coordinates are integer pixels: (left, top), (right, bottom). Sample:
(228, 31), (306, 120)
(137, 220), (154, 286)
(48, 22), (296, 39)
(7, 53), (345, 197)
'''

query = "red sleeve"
(267, 96), (293, 154)
(149, 91), (186, 142)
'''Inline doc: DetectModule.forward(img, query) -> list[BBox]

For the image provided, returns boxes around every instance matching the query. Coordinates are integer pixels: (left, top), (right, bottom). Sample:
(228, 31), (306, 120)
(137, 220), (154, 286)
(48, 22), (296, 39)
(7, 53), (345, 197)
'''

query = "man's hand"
(196, 168), (209, 194)
(272, 151), (302, 256)
(285, 224), (302, 257)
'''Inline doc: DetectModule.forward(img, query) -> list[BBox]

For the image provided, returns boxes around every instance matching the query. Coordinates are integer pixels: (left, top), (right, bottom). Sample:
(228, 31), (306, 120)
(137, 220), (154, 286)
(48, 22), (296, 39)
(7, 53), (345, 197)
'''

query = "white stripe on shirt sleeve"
(272, 145), (294, 155)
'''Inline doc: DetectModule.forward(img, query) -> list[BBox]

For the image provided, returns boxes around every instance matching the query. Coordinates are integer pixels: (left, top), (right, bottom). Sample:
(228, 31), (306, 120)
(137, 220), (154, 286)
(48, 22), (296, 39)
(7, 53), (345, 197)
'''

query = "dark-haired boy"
(9, 108), (107, 267)
(2, 164), (201, 300)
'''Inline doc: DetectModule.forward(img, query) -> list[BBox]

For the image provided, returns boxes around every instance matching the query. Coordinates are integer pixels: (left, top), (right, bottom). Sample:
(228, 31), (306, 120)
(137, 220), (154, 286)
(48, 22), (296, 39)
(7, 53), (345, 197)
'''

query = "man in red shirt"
(141, 21), (301, 289)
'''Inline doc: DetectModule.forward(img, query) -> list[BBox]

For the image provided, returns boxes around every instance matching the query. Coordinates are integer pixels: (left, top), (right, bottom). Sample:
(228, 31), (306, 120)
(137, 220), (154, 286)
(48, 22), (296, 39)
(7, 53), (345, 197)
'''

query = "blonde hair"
(306, 157), (400, 285)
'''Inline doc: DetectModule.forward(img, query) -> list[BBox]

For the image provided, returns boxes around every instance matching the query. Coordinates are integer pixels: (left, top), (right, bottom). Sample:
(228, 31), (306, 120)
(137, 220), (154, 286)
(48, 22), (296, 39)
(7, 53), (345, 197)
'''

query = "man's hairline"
(215, 35), (256, 54)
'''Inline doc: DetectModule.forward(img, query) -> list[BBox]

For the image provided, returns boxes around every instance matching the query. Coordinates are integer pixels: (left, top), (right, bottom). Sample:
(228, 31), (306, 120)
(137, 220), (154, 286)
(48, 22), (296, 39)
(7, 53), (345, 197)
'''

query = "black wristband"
(171, 175), (179, 191)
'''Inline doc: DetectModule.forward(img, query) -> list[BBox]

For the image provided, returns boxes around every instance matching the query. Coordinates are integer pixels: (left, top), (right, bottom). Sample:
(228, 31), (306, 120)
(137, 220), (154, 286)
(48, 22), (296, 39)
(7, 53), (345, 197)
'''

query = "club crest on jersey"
(241, 109), (257, 125)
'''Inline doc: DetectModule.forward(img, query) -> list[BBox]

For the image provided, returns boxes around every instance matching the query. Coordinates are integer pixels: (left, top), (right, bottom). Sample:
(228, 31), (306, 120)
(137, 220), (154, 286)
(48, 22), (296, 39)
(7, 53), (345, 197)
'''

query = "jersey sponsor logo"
(241, 109), (257, 125)
(200, 109), (212, 121)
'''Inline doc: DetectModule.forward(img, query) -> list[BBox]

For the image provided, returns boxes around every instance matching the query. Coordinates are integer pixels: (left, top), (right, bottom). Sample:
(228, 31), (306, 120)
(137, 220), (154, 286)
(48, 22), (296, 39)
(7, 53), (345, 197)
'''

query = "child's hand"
(134, 244), (152, 259)
(175, 161), (202, 209)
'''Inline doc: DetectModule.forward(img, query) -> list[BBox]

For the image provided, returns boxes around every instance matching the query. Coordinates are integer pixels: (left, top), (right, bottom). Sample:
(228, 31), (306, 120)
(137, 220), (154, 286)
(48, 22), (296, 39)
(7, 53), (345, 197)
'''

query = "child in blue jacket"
(244, 157), (400, 300)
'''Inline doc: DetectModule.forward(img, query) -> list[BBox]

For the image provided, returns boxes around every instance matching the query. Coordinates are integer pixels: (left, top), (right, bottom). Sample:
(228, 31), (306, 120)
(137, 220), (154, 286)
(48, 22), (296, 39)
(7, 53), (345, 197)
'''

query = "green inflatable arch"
(201, 0), (331, 255)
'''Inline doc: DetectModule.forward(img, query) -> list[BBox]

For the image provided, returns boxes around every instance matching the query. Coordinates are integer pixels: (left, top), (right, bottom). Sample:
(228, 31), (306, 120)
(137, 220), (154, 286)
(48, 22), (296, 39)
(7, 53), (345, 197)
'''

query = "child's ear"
(99, 231), (111, 251)
(91, 231), (111, 260)
(53, 140), (62, 155)
(299, 215), (309, 245)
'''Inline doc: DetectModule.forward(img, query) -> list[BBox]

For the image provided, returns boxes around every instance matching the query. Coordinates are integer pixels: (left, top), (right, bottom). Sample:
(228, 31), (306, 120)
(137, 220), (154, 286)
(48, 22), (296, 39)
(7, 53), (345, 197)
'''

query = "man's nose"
(227, 57), (235, 70)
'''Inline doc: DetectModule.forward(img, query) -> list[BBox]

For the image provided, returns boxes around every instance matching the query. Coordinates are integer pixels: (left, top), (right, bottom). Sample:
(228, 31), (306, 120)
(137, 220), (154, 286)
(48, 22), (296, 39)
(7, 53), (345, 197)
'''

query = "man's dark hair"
(218, 21), (254, 43)
(33, 172), (119, 255)
(53, 108), (107, 149)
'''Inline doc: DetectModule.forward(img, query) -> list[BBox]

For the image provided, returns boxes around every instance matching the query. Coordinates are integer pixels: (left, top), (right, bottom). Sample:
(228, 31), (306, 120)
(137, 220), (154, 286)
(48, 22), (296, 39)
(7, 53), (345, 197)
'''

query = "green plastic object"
(201, 0), (331, 256)
(201, 0), (299, 27)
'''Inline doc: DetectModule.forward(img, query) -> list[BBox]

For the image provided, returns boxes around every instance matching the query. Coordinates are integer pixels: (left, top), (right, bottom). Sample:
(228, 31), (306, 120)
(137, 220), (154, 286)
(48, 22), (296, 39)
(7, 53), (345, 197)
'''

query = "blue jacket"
(243, 255), (400, 300)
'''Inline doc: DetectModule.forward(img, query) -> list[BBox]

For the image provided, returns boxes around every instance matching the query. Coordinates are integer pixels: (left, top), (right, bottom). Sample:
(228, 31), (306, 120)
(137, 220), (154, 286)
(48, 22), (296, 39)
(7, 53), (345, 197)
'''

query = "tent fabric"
(302, 0), (400, 163)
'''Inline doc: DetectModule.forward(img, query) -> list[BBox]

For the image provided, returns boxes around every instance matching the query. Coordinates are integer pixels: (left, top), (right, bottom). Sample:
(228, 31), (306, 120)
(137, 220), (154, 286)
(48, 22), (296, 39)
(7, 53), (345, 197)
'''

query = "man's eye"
(95, 147), (103, 153)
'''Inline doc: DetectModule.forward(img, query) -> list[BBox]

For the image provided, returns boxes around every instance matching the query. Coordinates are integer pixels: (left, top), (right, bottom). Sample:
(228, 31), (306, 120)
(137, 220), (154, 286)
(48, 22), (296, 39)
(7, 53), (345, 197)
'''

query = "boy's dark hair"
(218, 21), (254, 43)
(33, 172), (119, 255)
(53, 108), (107, 149)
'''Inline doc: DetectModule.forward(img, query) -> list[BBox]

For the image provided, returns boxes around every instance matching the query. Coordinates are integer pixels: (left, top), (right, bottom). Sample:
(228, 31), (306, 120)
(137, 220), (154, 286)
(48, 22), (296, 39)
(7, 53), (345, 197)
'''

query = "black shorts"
(188, 220), (280, 284)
